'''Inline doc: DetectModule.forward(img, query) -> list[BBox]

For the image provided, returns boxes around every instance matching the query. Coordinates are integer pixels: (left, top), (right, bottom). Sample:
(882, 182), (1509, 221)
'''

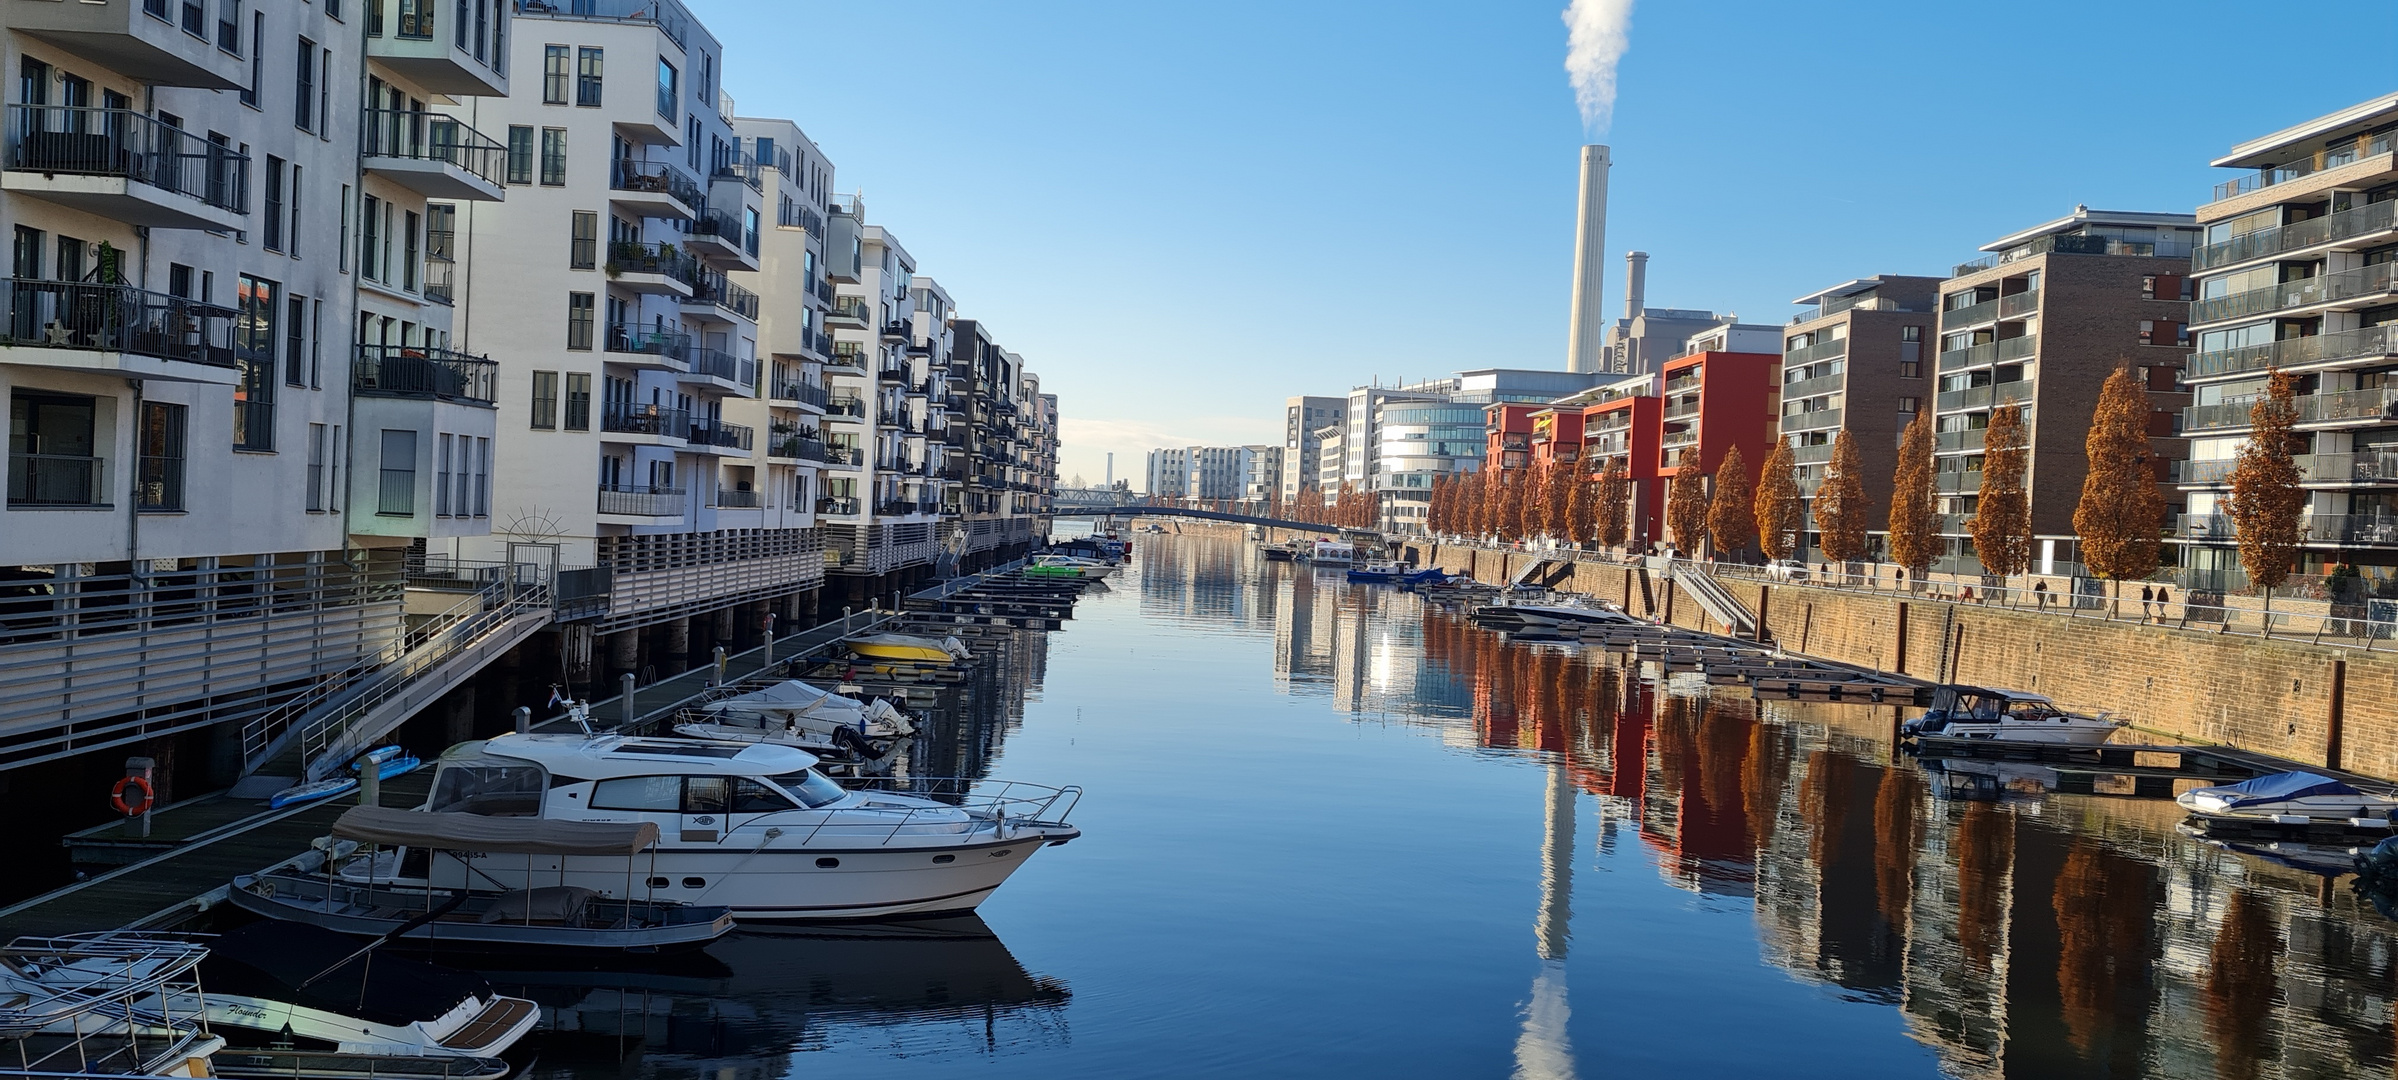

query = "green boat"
(1024, 563), (1085, 579)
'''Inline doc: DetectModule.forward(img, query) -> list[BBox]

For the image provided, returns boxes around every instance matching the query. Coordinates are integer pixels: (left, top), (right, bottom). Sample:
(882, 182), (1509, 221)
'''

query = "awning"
(331, 805), (659, 855)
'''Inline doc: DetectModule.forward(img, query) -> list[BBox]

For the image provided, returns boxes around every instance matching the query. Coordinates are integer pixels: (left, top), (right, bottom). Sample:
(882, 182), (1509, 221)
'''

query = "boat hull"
(846, 643), (959, 664)
(1900, 719), (2120, 745)
(227, 874), (736, 953)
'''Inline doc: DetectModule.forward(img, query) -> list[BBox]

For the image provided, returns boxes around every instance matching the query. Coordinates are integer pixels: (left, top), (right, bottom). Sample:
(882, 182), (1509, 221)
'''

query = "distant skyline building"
(1282, 395), (1345, 503)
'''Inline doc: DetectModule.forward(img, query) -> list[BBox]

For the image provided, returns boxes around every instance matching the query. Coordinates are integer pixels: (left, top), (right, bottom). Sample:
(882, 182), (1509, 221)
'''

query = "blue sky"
(705, 0), (2398, 488)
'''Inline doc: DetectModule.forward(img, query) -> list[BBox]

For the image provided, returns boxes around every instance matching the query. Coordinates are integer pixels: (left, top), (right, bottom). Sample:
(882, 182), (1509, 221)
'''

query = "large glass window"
(506, 125), (534, 185)
(566, 292), (594, 350)
(576, 46), (603, 107)
(377, 428), (416, 514)
(136, 402), (185, 511)
(539, 127), (567, 185)
(541, 44), (568, 104)
(590, 775), (680, 812)
(530, 370), (558, 429)
(655, 58), (677, 120)
(8, 392), (102, 507)
(233, 275), (277, 450)
(564, 372), (591, 430)
(569, 210), (597, 269)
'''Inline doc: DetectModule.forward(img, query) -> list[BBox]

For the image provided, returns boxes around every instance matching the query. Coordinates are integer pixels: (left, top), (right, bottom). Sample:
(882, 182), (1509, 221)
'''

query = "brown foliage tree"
(1970, 399), (2033, 578)
(1566, 466), (1595, 545)
(1708, 444), (1757, 559)
(1666, 468), (1711, 555)
(2227, 368), (2305, 601)
(2072, 366), (2165, 582)
(1816, 428), (1870, 564)
(1597, 464), (1630, 548)
(1754, 437), (1803, 562)
(1886, 411), (1941, 578)
(1545, 459), (1574, 540)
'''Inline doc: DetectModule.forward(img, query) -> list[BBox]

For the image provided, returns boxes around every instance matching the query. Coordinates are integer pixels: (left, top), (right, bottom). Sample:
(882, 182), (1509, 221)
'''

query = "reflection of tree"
(2051, 842), (2155, 1059)
(1739, 718), (1791, 847)
(1800, 750), (1850, 871)
(2205, 889), (2281, 1080)
(1953, 802), (2011, 973)
(1871, 766), (1924, 931)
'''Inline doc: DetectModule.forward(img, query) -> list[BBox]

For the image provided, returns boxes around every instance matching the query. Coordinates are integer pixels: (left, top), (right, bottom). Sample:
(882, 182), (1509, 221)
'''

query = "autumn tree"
(1566, 466), (1595, 546)
(1970, 400), (2033, 579)
(1886, 411), (1941, 581)
(1709, 445), (1757, 560)
(1666, 468), (1712, 556)
(1597, 464), (1630, 549)
(2228, 367), (2305, 609)
(2072, 365), (2166, 592)
(1506, 469), (1534, 542)
(1545, 459), (1574, 540)
(1816, 428), (1870, 566)
(1755, 437), (1803, 563)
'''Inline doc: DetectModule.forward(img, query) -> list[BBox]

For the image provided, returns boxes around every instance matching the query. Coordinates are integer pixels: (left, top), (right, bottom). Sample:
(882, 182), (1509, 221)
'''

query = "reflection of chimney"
(1623, 250), (1648, 322)
(1564, 145), (1610, 374)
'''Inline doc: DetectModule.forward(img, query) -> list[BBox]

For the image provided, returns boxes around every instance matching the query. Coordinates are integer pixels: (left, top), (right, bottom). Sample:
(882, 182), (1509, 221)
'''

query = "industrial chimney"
(1623, 250), (1648, 322)
(1563, 145), (1610, 374)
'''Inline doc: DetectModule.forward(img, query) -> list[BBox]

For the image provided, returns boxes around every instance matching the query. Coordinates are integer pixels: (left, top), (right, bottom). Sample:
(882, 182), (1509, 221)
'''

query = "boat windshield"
(770, 770), (851, 808)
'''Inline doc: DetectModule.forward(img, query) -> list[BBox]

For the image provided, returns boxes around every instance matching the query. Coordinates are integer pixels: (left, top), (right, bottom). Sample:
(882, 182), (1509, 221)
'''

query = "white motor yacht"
(421, 733), (1082, 920)
(1899, 685), (2125, 746)
(1031, 554), (1116, 580)
(2177, 771), (2398, 825)
(1470, 595), (1632, 631)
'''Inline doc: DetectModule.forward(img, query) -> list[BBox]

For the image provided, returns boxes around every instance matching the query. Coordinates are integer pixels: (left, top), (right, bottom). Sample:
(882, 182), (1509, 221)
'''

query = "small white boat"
(1032, 553), (1116, 580)
(0, 933), (225, 1079)
(2177, 771), (2398, 825)
(1470, 596), (1631, 630)
(1900, 686), (2124, 745)
(682, 679), (916, 741)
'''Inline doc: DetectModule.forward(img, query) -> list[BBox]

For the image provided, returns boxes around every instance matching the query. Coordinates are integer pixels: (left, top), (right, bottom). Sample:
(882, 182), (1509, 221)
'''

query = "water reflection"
(1195, 535), (2398, 1080)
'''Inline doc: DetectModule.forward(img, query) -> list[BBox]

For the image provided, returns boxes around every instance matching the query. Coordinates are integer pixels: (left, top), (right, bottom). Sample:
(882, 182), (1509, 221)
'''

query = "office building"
(1282, 394), (1342, 504)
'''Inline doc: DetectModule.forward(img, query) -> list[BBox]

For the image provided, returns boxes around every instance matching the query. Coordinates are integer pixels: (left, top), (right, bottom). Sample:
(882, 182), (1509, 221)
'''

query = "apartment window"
(136, 402), (186, 512)
(743, 206), (760, 256)
(530, 370), (559, 428)
(233, 275), (277, 450)
(284, 295), (306, 385)
(1897, 396), (1920, 413)
(655, 58), (677, 120)
(542, 44), (567, 104)
(318, 48), (332, 139)
(9, 392), (102, 508)
(337, 184), (352, 270)
(539, 127), (567, 185)
(564, 373), (592, 430)
(474, 437), (490, 516)
(359, 194), (382, 281)
(397, 0), (430, 37)
(309, 297), (324, 387)
(262, 157), (284, 251)
(305, 422), (328, 510)
(239, 12), (262, 107)
(566, 292), (594, 349)
(569, 210), (597, 269)
(506, 125), (534, 184)
(287, 164), (302, 252)
(435, 433), (453, 516)
(293, 38), (316, 130)
(402, 210), (420, 291)
(377, 429), (416, 515)
(576, 47), (603, 107)
(218, 0), (241, 54)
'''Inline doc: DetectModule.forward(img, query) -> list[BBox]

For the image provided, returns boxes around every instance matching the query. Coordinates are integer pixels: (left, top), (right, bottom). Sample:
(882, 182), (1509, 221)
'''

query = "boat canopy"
(701, 680), (859, 719)
(331, 806), (660, 855)
(2202, 771), (2362, 809)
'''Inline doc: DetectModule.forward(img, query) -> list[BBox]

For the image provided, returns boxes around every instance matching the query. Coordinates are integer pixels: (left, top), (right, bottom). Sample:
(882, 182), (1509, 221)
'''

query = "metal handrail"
(4, 105), (248, 213)
(240, 579), (516, 766)
(299, 582), (553, 778)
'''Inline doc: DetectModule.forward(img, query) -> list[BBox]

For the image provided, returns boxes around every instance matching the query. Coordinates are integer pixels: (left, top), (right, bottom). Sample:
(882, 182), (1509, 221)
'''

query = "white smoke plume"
(1562, 0), (1635, 133)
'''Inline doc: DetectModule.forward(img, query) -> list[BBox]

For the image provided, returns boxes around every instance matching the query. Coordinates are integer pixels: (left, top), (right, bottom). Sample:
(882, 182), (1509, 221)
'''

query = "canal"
(513, 530), (2398, 1079)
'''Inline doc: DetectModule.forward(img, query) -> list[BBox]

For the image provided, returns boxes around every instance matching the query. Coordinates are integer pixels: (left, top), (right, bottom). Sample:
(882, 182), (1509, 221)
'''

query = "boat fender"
(110, 775), (155, 816)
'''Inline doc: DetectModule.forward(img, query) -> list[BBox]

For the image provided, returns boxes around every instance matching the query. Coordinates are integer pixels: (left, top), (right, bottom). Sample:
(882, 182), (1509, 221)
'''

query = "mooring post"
(513, 706), (531, 734)
(620, 672), (637, 728)
(762, 613), (777, 669)
(358, 754), (381, 807)
(124, 756), (155, 839)
(713, 645), (728, 685)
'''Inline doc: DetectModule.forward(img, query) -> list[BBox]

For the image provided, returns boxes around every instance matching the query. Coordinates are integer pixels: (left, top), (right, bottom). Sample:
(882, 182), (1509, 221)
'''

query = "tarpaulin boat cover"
(700, 680), (859, 718)
(2206, 771), (2360, 809)
(331, 805), (659, 855)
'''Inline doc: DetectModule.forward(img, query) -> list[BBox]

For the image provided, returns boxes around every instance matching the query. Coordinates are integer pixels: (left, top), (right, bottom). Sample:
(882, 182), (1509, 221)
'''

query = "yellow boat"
(844, 633), (972, 665)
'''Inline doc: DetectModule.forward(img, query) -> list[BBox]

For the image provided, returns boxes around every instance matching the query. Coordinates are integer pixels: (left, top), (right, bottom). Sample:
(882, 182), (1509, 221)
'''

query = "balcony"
(2182, 386), (2398, 434)
(1940, 296), (1999, 331)
(1782, 336), (1848, 367)
(769, 377), (829, 410)
(684, 205), (759, 271)
(881, 321), (909, 342)
(767, 423), (829, 462)
(825, 298), (871, 329)
(711, 148), (763, 193)
(2187, 324), (2398, 381)
(1936, 470), (1982, 495)
(817, 496), (861, 516)
(2194, 199), (2398, 272)
(598, 483), (684, 517)
(1935, 380), (2032, 413)
(877, 357), (909, 383)
(1783, 371), (1845, 401)
(10, 0), (247, 89)
(1952, 231), (2193, 277)
(422, 251), (455, 306)
(603, 324), (688, 369)
(778, 202), (825, 235)
(685, 417), (753, 453)
(0, 277), (238, 383)
(1660, 428), (1699, 449)
(2190, 261), (2398, 325)
(2211, 133), (2396, 203)
(1937, 334), (2036, 372)
(1999, 289), (2041, 319)
(825, 396), (866, 420)
(708, 488), (762, 510)
(1781, 408), (1842, 433)
(360, 109), (505, 201)
(4, 106), (247, 231)
(1663, 398), (1699, 420)
(600, 402), (689, 442)
(352, 345), (497, 406)
(7, 450), (108, 509)
(608, 158), (700, 219)
(2174, 512), (2398, 547)
(1935, 428), (1986, 453)
(2178, 451), (2398, 486)
(1791, 442), (1835, 465)
(366, 5), (509, 96)
(679, 346), (756, 395)
(822, 445), (866, 467)
(605, 241), (698, 297)
(682, 268), (759, 322)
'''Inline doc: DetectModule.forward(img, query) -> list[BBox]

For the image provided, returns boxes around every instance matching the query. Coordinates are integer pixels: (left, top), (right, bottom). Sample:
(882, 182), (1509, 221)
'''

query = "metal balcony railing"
(817, 496), (860, 515)
(686, 267), (760, 319)
(710, 488), (762, 509)
(2191, 261), (2398, 325)
(683, 346), (755, 388)
(711, 148), (762, 191)
(604, 323), (689, 361)
(2186, 324), (2398, 380)
(2212, 131), (2396, 203)
(8, 453), (108, 508)
(778, 202), (825, 234)
(600, 402), (690, 437)
(826, 396), (865, 418)
(5, 105), (249, 214)
(686, 417), (753, 450)
(2181, 386), (2398, 433)
(353, 344), (498, 405)
(1937, 334), (2036, 371)
(0, 278), (236, 367)
(609, 157), (702, 208)
(598, 483), (684, 516)
(2194, 198), (2398, 271)
(607, 241), (701, 286)
(360, 108), (505, 187)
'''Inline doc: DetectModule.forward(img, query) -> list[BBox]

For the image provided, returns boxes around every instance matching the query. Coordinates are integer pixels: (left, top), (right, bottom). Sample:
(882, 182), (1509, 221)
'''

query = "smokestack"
(1623, 250), (1648, 321)
(1564, 145), (1610, 374)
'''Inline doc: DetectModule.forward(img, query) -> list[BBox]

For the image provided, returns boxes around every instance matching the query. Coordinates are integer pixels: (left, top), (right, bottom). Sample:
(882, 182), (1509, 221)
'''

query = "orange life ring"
(111, 775), (154, 816)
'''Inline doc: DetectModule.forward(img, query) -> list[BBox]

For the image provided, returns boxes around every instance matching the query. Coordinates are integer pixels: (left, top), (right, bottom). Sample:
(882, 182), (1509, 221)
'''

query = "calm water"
(514, 531), (2398, 1079)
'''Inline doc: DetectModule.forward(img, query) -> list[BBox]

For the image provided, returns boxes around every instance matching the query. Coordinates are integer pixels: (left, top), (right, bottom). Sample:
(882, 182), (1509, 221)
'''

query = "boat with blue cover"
(2177, 770), (2398, 824)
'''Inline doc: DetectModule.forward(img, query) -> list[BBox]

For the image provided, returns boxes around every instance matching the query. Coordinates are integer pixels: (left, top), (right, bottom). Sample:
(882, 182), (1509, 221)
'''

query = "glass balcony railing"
(0, 277), (235, 368)
(1940, 296), (1999, 330)
(5, 105), (248, 214)
(2177, 450), (2398, 485)
(1952, 232), (2191, 277)
(2190, 261), (2398, 325)
(1781, 408), (1842, 433)
(603, 323), (689, 362)
(2181, 386), (2398, 433)
(2212, 132), (2397, 203)
(1782, 371), (1845, 401)
(2193, 199), (2398, 271)
(1934, 380), (2032, 413)
(2186, 324), (2398, 380)
(1782, 336), (1847, 366)
(1937, 334), (2036, 371)
(1935, 428), (1987, 452)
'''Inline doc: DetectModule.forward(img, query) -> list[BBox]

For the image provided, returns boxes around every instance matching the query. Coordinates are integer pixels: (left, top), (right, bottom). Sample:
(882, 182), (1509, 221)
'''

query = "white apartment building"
(445, 0), (829, 676)
(1281, 394), (1341, 502)
(1146, 445), (1189, 497)
(1, 0), (508, 785)
(1185, 444), (1246, 501)
(1242, 443), (1281, 505)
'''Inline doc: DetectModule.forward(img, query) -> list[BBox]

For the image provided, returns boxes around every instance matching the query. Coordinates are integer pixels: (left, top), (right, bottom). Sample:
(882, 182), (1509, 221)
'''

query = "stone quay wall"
(1416, 544), (2398, 781)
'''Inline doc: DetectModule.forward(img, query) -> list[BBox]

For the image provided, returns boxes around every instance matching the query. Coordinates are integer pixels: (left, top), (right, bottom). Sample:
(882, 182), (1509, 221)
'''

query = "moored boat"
(844, 633), (972, 666)
(2178, 770), (2398, 824)
(1470, 595), (1631, 630)
(1031, 554), (1116, 580)
(1899, 685), (2124, 746)
(1345, 560), (1409, 584)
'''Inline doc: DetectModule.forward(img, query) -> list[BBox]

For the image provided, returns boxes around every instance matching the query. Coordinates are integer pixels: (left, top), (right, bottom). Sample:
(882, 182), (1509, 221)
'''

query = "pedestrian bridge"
(1052, 504), (1364, 536)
